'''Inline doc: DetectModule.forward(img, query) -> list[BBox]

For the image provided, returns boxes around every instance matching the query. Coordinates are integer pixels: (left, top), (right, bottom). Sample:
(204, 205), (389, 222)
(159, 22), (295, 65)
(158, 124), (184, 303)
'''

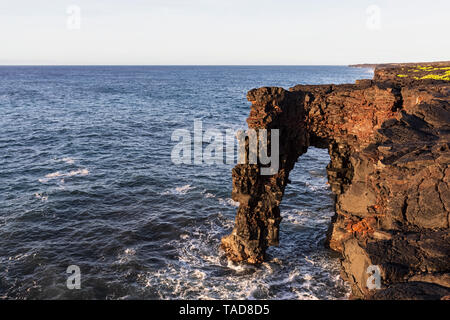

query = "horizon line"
(0, 64), (362, 67)
(1, 61), (445, 67)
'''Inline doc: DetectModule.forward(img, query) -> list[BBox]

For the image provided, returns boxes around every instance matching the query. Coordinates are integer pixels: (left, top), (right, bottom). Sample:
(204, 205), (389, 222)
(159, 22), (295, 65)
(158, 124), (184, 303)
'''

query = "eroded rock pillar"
(221, 87), (308, 263)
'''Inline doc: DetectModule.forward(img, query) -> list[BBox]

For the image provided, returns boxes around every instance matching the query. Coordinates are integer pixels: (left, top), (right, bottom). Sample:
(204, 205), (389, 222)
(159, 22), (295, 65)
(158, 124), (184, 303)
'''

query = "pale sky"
(1, 0), (449, 65)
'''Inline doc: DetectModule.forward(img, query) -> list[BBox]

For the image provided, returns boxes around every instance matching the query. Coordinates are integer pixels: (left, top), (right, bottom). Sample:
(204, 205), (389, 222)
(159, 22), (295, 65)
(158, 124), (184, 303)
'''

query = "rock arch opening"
(273, 146), (334, 252)
(220, 86), (356, 264)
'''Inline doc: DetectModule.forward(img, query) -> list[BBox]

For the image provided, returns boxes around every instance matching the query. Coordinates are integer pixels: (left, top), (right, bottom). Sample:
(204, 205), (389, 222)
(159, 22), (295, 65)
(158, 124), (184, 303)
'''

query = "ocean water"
(0, 66), (373, 299)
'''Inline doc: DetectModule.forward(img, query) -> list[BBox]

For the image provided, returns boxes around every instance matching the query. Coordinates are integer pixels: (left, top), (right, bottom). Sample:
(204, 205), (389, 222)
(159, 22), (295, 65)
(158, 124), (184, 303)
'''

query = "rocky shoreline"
(221, 62), (450, 300)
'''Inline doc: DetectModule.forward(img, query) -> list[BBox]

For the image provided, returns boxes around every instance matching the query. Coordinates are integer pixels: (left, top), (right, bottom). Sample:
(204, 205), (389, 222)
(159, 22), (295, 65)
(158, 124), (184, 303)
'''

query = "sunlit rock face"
(221, 62), (450, 299)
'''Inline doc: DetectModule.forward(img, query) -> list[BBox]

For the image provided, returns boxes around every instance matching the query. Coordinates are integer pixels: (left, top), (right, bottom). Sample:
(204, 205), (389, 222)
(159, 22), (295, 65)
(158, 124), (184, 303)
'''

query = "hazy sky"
(1, 0), (449, 65)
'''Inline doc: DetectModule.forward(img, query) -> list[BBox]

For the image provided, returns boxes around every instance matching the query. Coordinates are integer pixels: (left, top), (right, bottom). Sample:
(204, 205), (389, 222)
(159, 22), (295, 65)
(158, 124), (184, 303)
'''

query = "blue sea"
(0, 66), (373, 299)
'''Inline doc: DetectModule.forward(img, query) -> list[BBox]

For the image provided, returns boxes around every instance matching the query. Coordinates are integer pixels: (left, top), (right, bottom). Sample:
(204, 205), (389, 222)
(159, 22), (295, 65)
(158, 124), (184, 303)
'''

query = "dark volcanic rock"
(221, 62), (450, 299)
(370, 282), (450, 300)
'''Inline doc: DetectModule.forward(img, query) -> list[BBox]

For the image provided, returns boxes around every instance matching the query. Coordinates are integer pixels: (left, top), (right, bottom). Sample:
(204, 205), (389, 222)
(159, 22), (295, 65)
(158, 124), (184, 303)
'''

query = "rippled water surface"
(0, 66), (373, 299)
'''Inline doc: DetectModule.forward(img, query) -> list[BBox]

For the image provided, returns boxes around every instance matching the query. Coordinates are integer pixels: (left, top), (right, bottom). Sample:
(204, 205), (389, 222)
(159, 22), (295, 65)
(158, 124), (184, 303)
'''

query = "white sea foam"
(34, 193), (48, 202)
(53, 157), (76, 164)
(159, 206), (347, 299)
(134, 209), (349, 300)
(67, 168), (89, 177)
(305, 180), (329, 192)
(161, 184), (194, 195)
(62, 157), (75, 164)
(282, 209), (308, 225)
(226, 260), (247, 272)
(39, 168), (89, 183)
(218, 198), (240, 207)
(179, 234), (189, 240)
(293, 290), (319, 300)
(46, 171), (63, 179)
(304, 274), (313, 281)
(176, 185), (192, 194)
(282, 209), (332, 227)
(8, 251), (36, 261)
(117, 248), (136, 264)
(304, 256), (315, 265)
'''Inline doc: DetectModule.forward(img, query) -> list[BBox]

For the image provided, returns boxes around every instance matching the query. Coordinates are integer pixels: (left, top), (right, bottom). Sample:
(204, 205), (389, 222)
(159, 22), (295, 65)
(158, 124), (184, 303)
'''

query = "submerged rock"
(221, 62), (450, 300)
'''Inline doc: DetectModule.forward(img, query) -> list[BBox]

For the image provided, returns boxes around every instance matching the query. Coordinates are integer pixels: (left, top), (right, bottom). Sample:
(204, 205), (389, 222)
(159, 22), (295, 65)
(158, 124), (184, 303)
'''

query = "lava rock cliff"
(221, 62), (450, 300)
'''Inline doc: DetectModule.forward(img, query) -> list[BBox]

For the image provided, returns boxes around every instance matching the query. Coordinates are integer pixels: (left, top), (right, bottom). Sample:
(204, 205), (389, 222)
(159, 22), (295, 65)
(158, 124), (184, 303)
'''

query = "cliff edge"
(221, 62), (450, 300)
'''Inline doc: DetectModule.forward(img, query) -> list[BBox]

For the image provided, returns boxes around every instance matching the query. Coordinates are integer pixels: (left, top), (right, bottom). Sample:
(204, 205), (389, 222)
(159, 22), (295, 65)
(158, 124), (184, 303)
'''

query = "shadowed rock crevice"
(221, 63), (450, 299)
